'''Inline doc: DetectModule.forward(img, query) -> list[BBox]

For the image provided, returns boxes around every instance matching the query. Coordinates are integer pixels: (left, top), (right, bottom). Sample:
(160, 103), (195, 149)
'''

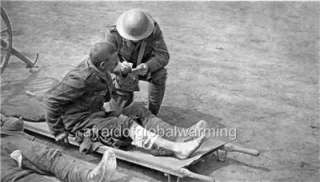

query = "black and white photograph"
(0, 0), (319, 181)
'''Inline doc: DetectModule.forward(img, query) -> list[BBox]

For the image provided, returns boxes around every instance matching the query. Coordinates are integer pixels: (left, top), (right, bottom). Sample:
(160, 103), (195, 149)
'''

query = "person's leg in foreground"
(9, 147), (117, 182)
(1, 114), (117, 182)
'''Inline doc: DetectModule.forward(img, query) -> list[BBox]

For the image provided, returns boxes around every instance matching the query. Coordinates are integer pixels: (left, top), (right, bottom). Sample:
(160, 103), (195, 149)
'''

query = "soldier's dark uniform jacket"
(105, 21), (169, 115)
(105, 22), (170, 73)
(46, 58), (132, 138)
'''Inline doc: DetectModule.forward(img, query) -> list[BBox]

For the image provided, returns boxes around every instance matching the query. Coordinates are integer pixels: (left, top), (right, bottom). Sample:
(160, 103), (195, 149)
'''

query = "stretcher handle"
(223, 143), (260, 156)
(179, 168), (215, 182)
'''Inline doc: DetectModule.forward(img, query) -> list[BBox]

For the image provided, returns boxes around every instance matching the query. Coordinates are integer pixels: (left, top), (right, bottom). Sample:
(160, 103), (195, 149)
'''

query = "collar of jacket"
(86, 58), (114, 93)
(87, 58), (112, 82)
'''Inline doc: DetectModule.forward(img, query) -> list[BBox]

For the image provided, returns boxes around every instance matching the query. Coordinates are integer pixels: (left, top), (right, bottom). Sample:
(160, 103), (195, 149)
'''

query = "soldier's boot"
(10, 150), (49, 174)
(129, 122), (205, 159)
(1, 114), (24, 132)
(10, 150), (22, 168)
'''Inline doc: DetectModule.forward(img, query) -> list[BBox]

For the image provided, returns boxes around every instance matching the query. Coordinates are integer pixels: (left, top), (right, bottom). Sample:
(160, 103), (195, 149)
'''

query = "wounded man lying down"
(1, 114), (117, 182)
(46, 42), (207, 159)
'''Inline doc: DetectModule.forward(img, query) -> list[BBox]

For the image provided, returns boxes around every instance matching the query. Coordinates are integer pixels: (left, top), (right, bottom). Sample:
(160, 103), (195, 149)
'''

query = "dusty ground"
(1, 1), (319, 182)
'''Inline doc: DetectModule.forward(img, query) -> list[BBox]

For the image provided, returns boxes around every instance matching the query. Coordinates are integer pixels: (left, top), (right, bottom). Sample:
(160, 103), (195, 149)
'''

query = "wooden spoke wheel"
(1, 7), (13, 73)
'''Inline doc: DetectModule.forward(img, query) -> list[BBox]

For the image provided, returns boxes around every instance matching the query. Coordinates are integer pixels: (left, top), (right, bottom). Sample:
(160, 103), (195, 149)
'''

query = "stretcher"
(24, 121), (259, 182)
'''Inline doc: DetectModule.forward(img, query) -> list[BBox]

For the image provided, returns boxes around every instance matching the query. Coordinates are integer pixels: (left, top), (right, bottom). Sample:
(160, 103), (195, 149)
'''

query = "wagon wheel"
(1, 7), (13, 73)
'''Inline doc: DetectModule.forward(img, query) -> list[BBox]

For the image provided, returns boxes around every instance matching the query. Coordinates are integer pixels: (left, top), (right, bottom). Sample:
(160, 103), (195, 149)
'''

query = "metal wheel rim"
(1, 7), (13, 73)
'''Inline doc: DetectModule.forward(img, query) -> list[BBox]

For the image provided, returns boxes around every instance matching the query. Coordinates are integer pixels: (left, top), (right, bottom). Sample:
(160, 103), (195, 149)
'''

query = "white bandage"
(129, 123), (159, 150)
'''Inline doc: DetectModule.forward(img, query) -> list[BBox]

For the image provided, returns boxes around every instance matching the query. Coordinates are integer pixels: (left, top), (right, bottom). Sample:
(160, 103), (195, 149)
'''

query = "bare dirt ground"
(1, 1), (319, 182)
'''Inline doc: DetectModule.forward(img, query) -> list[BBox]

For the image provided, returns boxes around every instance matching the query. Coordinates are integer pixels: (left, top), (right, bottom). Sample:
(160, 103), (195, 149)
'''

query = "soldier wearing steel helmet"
(105, 9), (169, 115)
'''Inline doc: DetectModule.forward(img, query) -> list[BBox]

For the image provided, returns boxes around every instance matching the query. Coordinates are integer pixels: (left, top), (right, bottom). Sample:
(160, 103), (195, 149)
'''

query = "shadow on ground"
(159, 105), (223, 129)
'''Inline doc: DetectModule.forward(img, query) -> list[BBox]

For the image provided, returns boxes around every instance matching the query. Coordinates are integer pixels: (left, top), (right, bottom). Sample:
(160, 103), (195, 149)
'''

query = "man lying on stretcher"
(46, 42), (207, 159)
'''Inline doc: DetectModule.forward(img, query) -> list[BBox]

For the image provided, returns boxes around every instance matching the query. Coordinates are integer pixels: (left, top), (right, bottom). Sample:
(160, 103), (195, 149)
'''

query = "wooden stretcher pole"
(179, 168), (215, 182)
(222, 143), (260, 156)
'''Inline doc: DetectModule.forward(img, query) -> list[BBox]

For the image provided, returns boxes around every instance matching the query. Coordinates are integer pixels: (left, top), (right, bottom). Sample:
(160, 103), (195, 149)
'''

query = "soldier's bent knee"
(150, 68), (167, 85)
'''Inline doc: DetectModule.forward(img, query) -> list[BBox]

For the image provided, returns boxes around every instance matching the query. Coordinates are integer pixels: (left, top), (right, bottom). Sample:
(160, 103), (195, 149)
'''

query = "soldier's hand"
(109, 97), (127, 116)
(135, 63), (148, 76)
(120, 61), (133, 76)
(55, 132), (69, 145)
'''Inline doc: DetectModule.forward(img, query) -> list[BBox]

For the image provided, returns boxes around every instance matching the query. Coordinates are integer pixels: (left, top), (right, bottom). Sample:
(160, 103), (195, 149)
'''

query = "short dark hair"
(89, 42), (117, 67)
